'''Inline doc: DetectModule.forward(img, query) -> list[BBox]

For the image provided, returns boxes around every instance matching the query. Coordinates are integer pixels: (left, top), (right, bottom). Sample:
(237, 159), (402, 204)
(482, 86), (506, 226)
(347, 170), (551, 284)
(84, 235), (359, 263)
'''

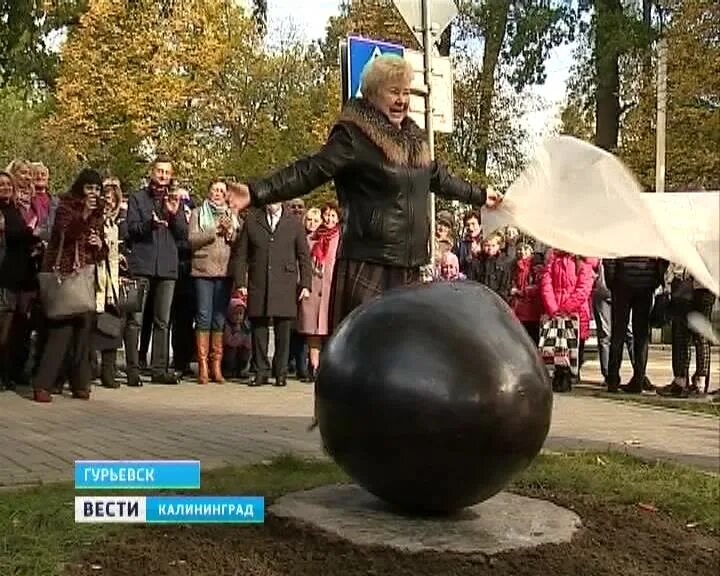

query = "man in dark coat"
(233, 202), (311, 387)
(125, 156), (188, 385)
(604, 256), (668, 393)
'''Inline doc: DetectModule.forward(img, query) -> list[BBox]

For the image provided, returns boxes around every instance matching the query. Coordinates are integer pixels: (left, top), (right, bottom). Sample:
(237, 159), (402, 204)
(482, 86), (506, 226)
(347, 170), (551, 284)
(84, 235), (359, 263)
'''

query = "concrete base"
(270, 484), (582, 555)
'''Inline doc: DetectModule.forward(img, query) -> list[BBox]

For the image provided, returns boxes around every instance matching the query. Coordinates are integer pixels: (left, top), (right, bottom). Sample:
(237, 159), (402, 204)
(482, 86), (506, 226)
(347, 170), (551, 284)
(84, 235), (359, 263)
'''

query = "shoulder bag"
(96, 256), (124, 338)
(38, 231), (96, 320)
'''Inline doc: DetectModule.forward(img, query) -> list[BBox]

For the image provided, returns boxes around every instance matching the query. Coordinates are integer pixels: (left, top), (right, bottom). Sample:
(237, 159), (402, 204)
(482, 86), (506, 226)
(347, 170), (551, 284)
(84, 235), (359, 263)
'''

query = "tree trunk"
(476, 0), (511, 179)
(594, 0), (622, 151)
(641, 0), (653, 91)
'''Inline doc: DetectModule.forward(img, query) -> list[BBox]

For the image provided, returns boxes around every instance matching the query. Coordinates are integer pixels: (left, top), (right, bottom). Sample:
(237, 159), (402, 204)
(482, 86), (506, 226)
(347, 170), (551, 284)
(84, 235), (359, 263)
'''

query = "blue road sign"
(346, 36), (405, 100)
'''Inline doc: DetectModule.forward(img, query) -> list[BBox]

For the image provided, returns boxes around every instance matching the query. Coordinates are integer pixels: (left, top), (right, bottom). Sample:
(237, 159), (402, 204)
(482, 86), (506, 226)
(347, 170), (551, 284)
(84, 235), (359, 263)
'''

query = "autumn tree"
(621, 0), (720, 189)
(47, 0), (259, 188)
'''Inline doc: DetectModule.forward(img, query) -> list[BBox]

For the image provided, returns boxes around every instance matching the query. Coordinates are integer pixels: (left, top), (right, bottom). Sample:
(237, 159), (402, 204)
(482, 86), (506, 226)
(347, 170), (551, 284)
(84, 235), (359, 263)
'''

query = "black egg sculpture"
(316, 280), (553, 514)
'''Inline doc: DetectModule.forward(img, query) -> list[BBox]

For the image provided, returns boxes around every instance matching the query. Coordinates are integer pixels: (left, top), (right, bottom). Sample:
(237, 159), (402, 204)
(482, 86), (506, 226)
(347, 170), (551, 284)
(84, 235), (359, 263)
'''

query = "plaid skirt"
(328, 259), (421, 332)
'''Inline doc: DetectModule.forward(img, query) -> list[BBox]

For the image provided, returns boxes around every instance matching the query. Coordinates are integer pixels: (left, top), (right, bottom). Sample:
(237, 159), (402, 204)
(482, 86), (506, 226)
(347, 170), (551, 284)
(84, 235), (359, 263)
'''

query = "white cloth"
(267, 208), (281, 232)
(482, 136), (719, 296)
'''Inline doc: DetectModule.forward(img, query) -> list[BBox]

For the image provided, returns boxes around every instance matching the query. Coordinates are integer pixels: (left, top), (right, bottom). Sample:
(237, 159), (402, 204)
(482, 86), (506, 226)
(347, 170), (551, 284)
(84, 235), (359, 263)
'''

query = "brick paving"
(1, 349), (718, 488)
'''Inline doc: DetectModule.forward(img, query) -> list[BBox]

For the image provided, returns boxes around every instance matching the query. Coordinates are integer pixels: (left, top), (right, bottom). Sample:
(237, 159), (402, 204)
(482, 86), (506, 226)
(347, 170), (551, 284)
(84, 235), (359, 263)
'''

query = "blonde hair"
(305, 207), (321, 221)
(5, 158), (31, 176)
(31, 162), (48, 178)
(360, 54), (414, 99)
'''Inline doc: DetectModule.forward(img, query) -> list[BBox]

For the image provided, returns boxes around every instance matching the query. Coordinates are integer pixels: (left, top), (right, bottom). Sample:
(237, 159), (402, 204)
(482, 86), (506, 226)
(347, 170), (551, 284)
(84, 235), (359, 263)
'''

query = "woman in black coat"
(231, 54), (503, 332)
(0, 171), (41, 389)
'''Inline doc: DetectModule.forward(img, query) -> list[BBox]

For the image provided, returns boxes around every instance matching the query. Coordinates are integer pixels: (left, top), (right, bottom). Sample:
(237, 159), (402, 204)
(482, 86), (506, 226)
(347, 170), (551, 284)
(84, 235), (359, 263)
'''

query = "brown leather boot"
(209, 332), (225, 384)
(196, 331), (210, 385)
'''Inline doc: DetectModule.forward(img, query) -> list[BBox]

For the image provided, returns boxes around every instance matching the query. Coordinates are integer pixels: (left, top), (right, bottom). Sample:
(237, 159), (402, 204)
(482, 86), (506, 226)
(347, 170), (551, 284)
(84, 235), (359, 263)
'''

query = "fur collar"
(337, 98), (431, 168)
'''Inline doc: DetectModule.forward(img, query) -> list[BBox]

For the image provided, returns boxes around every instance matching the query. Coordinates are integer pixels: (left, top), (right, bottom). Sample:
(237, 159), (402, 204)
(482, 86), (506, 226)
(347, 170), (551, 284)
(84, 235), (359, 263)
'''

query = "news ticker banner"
(75, 460), (201, 489)
(75, 496), (265, 524)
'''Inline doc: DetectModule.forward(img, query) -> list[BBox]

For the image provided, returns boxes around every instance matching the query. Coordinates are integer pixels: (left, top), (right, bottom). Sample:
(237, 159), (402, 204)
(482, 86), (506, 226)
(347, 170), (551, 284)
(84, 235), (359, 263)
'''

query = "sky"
(265, 0), (576, 151)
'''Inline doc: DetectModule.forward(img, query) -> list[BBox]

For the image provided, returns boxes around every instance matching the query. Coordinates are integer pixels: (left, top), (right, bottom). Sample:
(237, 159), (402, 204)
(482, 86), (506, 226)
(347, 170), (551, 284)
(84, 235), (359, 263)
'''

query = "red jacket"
(511, 256), (542, 322)
(540, 250), (596, 340)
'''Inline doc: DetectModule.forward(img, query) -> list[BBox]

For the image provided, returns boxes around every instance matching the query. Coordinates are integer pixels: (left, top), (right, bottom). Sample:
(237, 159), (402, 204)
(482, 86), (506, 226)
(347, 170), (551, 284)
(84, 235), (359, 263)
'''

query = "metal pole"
(422, 0), (436, 267)
(655, 37), (667, 193)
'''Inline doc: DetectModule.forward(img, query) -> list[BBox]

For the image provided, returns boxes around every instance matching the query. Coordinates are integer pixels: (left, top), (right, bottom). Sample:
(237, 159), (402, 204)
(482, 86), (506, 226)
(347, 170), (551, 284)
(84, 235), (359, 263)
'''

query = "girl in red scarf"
(297, 203), (341, 381)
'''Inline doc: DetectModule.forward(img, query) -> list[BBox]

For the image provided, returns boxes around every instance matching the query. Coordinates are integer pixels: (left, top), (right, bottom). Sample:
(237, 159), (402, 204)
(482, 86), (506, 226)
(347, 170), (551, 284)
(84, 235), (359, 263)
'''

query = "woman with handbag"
(92, 178), (124, 389)
(189, 178), (238, 384)
(32, 169), (105, 403)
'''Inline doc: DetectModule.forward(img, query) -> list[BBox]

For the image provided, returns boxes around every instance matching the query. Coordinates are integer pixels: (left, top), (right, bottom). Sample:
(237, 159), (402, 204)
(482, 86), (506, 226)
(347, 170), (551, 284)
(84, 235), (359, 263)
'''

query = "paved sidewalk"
(1, 350), (718, 488)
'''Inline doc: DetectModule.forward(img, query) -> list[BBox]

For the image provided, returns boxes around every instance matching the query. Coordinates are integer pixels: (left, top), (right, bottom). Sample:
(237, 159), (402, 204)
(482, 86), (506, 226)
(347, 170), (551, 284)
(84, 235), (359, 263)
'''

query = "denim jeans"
(194, 277), (232, 332)
(125, 277), (175, 374)
(593, 294), (634, 379)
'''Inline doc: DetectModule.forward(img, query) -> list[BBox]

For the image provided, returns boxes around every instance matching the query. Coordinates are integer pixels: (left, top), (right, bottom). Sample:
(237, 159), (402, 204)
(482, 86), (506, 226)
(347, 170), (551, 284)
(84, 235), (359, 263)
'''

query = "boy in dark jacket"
(469, 233), (512, 302)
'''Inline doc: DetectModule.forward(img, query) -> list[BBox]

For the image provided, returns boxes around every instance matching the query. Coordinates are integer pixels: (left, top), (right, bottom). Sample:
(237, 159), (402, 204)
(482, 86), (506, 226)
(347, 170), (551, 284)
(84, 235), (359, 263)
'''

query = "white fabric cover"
(482, 136), (719, 296)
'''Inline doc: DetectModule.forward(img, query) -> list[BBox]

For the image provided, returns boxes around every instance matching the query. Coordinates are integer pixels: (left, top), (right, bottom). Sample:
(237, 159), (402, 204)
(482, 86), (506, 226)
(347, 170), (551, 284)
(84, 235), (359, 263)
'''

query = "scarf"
(514, 256), (533, 293)
(310, 224), (339, 268)
(17, 200), (38, 231)
(31, 192), (51, 226)
(149, 180), (168, 201)
(198, 199), (238, 232)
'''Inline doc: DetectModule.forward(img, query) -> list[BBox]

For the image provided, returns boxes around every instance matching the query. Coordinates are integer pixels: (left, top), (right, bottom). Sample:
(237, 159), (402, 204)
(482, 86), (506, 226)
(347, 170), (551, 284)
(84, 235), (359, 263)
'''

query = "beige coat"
(189, 207), (236, 278)
(96, 192), (122, 312)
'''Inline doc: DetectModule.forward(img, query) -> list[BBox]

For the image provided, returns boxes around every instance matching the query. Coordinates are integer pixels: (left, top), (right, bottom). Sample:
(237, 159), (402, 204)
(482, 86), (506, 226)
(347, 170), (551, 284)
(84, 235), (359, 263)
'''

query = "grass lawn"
(1, 452), (718, 576)
(591, 390), (720, 416)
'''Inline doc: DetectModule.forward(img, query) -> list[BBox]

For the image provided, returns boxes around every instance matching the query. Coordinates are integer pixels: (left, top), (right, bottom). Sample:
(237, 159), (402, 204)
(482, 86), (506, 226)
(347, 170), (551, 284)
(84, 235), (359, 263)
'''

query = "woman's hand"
(485, 189), (504, 209)
(216, 215), (232, 235)
(88, 230), (103, 248)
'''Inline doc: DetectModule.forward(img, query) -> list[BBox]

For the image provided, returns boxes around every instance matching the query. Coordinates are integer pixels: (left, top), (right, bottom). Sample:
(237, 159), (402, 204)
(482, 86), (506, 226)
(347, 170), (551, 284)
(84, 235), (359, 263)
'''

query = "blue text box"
(347, 36), (405, 99)
(145, 496), (264, 523)
(75, 460), (201, 489)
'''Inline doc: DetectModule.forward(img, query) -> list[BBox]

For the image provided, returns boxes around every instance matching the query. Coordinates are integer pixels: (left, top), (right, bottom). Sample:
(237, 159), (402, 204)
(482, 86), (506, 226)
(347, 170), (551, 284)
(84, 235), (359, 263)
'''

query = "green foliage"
(0, 0), (88, 88)
(0, 85), (78, 192)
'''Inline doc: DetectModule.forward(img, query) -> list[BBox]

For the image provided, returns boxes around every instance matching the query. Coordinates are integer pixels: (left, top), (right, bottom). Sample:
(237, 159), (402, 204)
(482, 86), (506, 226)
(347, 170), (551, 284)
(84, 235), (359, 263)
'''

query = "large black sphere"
(316, 280), (552, 514)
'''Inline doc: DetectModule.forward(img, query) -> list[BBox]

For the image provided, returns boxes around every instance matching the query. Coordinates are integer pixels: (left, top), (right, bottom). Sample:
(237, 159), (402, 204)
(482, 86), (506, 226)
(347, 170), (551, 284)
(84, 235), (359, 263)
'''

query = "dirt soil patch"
(65, 488), (719, 576)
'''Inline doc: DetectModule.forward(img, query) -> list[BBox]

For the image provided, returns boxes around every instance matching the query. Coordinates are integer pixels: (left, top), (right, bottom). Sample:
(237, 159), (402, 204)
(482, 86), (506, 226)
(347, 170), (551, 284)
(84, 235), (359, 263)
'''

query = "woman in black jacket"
(0, 171), (41, 389)
(231, 54), (503, 331)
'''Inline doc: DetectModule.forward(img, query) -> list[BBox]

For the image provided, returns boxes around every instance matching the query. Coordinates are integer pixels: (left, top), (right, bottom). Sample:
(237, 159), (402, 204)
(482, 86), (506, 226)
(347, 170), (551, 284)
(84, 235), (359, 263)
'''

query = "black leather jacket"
(248, 98), (487, 268)
(604, 256), (669, 292)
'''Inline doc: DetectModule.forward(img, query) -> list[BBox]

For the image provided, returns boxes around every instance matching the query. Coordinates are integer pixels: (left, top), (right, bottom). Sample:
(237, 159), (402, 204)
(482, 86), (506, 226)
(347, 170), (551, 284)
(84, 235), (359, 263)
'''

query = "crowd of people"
(431, 210), (717, 397)
(0, 54), (716, 405)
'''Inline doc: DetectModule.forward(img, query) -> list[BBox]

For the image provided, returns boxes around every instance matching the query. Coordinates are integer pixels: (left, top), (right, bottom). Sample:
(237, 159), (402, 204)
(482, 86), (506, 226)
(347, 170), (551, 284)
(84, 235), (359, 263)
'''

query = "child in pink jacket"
(540, 249), (597, 391)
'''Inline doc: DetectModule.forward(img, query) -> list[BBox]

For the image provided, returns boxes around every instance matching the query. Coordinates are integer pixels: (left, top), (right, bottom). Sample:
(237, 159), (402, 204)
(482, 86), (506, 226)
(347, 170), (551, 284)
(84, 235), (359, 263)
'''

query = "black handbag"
(649, 293), (671, 328)
(96, 257), (123, 338)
